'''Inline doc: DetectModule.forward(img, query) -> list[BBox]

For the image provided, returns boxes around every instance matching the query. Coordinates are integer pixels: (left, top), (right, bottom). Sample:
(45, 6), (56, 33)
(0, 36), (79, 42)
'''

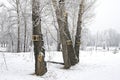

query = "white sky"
(0, 0), (9, 6)
(89, 0), (120, 33)
(0, 0), (120, 33)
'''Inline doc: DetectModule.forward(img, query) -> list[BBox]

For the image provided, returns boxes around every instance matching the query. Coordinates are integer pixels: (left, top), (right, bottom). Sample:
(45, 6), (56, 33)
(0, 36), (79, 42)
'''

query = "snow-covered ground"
(0, 50), (120, 80)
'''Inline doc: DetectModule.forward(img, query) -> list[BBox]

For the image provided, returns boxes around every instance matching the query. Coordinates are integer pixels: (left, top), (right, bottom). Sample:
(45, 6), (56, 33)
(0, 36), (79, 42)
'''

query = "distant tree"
(5, 0), (32, 52)
(15, 0), (21, 52)
(105, 29), (120, 48)
(19, 0), (31, 52)
(86, 29), (120, 50)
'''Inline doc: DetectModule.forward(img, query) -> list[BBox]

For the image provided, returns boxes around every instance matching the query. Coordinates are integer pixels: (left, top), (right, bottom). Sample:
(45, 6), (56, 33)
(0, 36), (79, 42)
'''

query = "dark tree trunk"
(74, 0), (84, 61)
(16, 0), (20, 52)
(24, 18), (27, 52)
(32, 0), (47, 76)
(57, 42), (61, 51)
(57, 31), (61, 51)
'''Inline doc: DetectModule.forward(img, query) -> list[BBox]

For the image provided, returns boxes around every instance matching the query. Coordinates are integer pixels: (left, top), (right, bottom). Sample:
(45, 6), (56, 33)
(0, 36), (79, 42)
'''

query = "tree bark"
(23, 14), (27, 52)
(57, 31), (61, 51)
(52, 0), (78, 68)
(32, 0), (47, 76)
(64, 14), (78, 65)
(57, 0), (71, 68)
(74, 0), (84, 61)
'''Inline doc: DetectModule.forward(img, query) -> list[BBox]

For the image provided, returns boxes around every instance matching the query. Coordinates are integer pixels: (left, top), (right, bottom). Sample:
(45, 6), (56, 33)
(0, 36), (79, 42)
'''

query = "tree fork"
(64, 14), (78, 65)
(59, 0), (71, 69)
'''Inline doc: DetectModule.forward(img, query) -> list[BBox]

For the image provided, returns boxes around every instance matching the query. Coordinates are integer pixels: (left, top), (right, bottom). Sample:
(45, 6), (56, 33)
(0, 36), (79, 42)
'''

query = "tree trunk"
(58, 0), (71, 68)
(16, 0), (21, 52)
(57, 31), (61, 51)
(23, 16), (27, 52)
(52, 0), (78, 68)
(64, 14), (78, 65)
(32, 0), (47, 76)
(74, 0), (84, 61)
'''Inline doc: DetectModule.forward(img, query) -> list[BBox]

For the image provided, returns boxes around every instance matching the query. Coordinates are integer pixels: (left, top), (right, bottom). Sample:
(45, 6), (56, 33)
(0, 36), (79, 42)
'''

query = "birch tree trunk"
(32, 0), (47, 76)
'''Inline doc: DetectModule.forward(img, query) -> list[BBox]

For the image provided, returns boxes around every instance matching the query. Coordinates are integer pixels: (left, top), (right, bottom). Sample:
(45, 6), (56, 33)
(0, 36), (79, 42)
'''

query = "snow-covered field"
(0, 50), (120, 80)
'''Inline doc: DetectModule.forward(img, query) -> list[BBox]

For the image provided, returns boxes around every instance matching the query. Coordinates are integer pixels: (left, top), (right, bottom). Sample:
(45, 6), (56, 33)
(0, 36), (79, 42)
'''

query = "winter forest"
(0, 0), (120, 80)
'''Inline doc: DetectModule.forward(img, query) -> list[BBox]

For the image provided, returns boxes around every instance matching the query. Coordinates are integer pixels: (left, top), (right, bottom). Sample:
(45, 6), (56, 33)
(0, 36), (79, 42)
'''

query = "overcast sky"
(0, 0), (120, 33)
(89, 0), (120, 33)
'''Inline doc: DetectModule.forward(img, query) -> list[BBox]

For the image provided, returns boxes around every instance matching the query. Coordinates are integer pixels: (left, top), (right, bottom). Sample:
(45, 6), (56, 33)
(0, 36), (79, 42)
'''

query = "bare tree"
(52, 0), (71, 68)
(74, 0), (84, 61)
(6, 0), (21, 52)
(19, 0), (31, 52)
(50, 6), (61, 51)
(52, 0), (78, 68)
(0, 3), (18, 52)
(51, 0), (96, 67)
(15, 0), (21, 52)
(20, 0), (28, 52)
(5, 0), (33, 52)
(75, 0), (96, 61)
(32, 0), (47, 76)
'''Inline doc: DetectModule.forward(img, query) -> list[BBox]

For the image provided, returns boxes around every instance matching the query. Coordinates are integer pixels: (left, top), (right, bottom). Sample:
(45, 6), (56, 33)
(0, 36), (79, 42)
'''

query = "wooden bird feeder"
(32, 35), (40, 41)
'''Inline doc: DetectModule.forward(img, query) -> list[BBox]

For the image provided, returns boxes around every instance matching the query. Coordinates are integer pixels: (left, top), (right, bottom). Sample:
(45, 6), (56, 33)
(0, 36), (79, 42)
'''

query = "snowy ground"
(0, 50), (120, 80)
